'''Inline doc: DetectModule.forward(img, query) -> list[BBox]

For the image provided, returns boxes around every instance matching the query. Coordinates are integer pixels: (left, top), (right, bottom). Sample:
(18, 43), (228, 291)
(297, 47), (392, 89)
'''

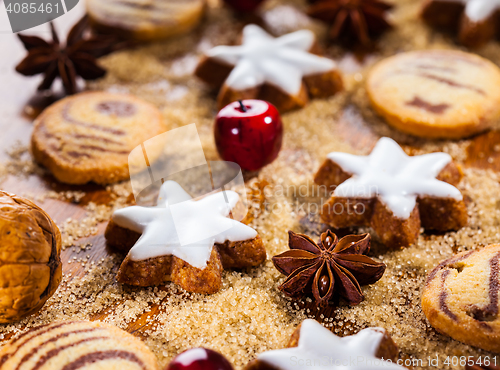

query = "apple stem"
(238, 100), (247, 112)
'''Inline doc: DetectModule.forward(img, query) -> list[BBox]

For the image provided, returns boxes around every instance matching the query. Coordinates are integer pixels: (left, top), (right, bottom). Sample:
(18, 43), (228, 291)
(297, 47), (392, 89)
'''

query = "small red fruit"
(215, 100), (283, 171)
(166, 348), (234, 370)
(222, 0), (265, 12)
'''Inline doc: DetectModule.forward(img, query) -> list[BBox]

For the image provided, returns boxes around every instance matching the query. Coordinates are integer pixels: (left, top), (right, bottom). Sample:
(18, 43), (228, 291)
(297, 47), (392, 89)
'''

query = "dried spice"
(307, 0), (393, 45)
(15, 16), (118, 95)
(272, 230), (385, 305)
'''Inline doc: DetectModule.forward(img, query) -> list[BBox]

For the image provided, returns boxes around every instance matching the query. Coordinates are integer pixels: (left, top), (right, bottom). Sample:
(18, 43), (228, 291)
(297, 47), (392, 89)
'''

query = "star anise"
(15, 15), (118, 95)
(272, 230), (386, 306)
(307, 0), (393, 45)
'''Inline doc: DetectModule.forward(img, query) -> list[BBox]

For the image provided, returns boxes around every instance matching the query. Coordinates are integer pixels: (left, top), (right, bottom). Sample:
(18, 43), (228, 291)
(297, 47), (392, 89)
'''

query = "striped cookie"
(0, 320), (159, 370)
(367, 50), (500, 139)
(422, 245), (500, 352)
(87, 0), (205, 41)
(32, 92), (166, 185)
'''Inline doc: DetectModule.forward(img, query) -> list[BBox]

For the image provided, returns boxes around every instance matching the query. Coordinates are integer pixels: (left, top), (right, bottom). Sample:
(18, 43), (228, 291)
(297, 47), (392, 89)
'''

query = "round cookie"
(422, 245), (500, 352)
(0, 320), (159, 369)
(32, 92), (166, 185)
(86, 0), (206, 42)
(366, 50), (500, 139)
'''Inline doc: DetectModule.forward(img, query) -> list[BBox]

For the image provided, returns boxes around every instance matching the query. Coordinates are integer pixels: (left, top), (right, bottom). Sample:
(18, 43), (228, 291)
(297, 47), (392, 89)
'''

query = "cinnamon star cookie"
(245, 319), (404, 370)
(315, 137), (467, 250)
(32, 92), (166, 185)
(422, 245), (500, 353)
(105, 181), (266, 294)
(422, 0), (500, 48)
(367, 50), (500, 139)
(195, 24), (343, 112)
(0, 320), (159, 369)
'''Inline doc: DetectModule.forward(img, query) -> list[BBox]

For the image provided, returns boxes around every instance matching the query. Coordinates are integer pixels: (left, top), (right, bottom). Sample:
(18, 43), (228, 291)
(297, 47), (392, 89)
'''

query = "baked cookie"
(0, 320), (159, 369)
(314, 137), (467, 250)
(366, 50), (500, 139)
(105, 181), (266, 294)
(87, 0), (205, 42)
(32, 92), (166, 185)
(422, 245), (500, 353)
(0, 191), (62, 324)
(422, 0), (500, 48)
(194, 24), (343, 112)
(245, 319), (403, 370)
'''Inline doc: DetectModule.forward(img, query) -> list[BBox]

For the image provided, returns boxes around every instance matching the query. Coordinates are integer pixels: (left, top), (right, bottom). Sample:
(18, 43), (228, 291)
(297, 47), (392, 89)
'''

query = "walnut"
(0, 191), (62, 323)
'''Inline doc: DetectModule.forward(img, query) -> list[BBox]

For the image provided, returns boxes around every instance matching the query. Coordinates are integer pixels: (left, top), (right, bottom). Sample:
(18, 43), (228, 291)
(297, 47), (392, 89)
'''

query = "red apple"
(215, 100), (283, 171)
(222, 0), (265, 12)
(166, 348), (233, 370)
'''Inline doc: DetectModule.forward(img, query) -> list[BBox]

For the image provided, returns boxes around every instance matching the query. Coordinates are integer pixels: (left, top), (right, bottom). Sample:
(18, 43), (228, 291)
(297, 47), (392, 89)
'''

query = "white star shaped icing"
(327, 137), (463, 220)
(112, 181), (257, 269)
(258, 319), (405, 370)
(206, 24), (336, 96)
(441, 0), (500, 22)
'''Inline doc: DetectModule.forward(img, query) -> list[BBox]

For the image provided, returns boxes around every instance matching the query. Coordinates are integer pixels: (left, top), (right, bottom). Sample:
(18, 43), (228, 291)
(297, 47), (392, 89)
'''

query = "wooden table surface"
(0, 0), (499, 346)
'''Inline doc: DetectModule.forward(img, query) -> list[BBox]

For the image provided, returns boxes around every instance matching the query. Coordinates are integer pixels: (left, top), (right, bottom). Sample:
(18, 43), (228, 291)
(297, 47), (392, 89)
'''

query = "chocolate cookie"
(32, 92), (166, 185)
(366, 50), (500, 139)
(0, 320), (159, 369)
(422, 245), (500, 352)
(87, 0), (206, 41)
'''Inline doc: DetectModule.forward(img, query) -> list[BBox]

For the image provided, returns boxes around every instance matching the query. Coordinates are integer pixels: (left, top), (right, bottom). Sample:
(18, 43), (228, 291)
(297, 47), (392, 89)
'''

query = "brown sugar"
(1, 0), (500, 369)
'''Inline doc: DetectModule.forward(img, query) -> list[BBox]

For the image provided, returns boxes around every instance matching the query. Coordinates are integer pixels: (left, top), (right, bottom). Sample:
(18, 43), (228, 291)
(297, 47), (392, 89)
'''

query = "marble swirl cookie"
(366, 50), (500, 139)
(422, 245), (500, 353)
(87, 0), (205, 41)
(31, 92), (166, 185)
(0, 320), (159, 370)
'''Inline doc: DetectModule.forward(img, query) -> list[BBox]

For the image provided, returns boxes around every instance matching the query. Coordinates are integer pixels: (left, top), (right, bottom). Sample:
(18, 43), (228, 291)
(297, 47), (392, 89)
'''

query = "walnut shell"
(0, 191), (62, 323)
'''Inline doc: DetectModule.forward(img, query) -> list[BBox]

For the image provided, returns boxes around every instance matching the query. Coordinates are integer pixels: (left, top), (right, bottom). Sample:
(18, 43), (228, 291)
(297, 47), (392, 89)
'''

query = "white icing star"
(112, 181), (257, 269)
(328, 137), (463, 219)
(206, 24), (336, 96)
(258, 319), (405, 370)
(441, 0), (500, 22)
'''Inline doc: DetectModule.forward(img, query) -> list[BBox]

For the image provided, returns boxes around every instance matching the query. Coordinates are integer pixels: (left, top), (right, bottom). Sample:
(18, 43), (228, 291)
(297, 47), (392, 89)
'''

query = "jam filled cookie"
(195, 24), (343, 112)
(0, 320), (159, 370)
(422, 0), (500, 48)
(87, 0), (206, 42)
(105, 181), (266, 294)
(245, 319), (403, 370)
(366, 50), (500, 139)
(315, 137), (467, 250)
(32, 92), (166, 185)
(0, 191), (62, 324)
(422, 245), (500, 353)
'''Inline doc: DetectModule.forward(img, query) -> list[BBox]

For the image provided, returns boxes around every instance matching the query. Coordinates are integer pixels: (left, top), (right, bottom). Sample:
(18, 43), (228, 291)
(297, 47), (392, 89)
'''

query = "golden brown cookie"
(87, 0), (206, 41)
(0, 320), (159, 369)
(195, 24), (343, 112)
(366, 50), (500, 139)
(32, 92), (166, 185)
(422, 245), (500, 353)
(0, 191), (62, 324)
